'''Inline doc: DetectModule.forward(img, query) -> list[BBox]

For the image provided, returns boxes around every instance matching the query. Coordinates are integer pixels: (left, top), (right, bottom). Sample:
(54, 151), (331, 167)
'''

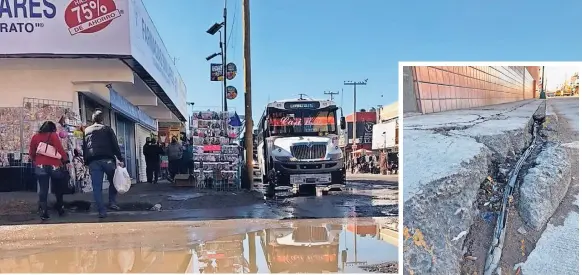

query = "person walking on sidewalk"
(180, 138), (194, 174)
(83, 110), (124, 218)
(29, 121), (71, 220)
(166, 136), (183, 181)
(143, 137), (164, 183)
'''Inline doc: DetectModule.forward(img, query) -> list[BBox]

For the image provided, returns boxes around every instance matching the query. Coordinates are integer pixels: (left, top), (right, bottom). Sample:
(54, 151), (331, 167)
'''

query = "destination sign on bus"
(270, 117), (335, 126)
(284, 102), (320, 109)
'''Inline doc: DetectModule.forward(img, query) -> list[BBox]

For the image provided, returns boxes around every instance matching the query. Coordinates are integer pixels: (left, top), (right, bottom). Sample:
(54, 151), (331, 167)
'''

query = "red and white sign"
(0, 0), (130, 55)
(64, 0), (123, 35)
(270, 117), (335, 127)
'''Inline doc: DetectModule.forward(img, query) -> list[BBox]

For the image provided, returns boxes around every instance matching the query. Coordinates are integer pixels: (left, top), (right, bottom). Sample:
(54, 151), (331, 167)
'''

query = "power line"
(227, 0), (239, 49)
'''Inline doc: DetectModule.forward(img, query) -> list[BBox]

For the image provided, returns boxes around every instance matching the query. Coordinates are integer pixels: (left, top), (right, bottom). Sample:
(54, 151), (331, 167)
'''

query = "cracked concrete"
(403, 100), (544, 274)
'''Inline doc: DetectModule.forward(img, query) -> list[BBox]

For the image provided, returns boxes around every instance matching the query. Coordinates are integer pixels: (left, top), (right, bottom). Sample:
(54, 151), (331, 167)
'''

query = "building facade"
(0, 0), (187, 185)
(403, 66), (539, 114)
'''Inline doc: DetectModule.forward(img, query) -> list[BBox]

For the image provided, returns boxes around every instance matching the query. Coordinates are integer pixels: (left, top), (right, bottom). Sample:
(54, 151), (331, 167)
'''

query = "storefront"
(0, 0), (187, 192)
(79, 93), (112, 126)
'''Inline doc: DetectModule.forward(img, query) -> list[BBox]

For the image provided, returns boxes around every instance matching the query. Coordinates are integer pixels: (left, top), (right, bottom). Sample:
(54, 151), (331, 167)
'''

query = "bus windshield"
(268, 108), (337, 136)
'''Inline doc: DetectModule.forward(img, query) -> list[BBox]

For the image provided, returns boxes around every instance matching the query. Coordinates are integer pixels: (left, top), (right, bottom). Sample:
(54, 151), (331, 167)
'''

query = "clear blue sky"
(143, 0), (582, 122)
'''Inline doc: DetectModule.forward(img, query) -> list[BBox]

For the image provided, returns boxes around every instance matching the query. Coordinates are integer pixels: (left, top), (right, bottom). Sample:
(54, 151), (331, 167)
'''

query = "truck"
(255, 98), (347, 198)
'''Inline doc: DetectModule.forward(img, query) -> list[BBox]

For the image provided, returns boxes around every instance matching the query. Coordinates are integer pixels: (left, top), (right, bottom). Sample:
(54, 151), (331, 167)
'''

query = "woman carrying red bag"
(29, 121), (71, 221)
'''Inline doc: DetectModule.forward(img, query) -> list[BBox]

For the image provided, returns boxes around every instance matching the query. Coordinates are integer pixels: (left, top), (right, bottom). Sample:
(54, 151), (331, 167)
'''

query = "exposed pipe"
(483, 121), (541, 275)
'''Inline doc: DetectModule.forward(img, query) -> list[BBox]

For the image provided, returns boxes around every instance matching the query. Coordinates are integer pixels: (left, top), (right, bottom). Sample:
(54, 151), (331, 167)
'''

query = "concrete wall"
(402, 66), (418, 113)
(411, 66), (538, 114)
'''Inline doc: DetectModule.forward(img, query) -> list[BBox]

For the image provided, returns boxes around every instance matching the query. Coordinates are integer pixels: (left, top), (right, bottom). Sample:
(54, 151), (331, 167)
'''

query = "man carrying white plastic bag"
(113, 162), (132, 194)
(84, 110), (126, 219)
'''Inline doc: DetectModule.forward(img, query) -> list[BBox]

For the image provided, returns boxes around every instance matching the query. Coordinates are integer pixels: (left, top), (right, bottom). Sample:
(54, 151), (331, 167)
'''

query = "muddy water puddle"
(0, 218), (398, 273)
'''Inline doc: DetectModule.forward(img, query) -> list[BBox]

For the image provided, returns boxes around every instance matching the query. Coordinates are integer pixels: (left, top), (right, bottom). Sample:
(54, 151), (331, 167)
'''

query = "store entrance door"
(116, 116), (136, 179)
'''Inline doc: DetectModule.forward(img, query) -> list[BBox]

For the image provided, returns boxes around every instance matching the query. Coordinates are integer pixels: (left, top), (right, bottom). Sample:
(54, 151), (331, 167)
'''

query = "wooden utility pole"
(243, 0), (254, 188)
(324, 91), (339, 101)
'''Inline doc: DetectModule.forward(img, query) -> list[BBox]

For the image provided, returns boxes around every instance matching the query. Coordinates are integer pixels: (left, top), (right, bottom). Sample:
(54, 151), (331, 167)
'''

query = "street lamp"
(205, 52), (222, 61)
(206, 22), (223, 35)
(206, 3), (228, 112)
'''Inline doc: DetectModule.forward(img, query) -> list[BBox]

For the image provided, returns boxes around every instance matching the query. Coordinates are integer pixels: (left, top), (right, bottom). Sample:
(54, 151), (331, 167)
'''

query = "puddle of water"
(0, 219), (397, 273)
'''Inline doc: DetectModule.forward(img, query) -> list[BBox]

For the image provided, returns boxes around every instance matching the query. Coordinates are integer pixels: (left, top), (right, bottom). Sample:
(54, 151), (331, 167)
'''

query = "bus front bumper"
(271, 160), (346, 191)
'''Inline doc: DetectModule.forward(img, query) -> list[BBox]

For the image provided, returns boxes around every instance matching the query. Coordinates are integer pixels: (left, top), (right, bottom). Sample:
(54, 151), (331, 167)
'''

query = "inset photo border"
(398, 62), (580, 275)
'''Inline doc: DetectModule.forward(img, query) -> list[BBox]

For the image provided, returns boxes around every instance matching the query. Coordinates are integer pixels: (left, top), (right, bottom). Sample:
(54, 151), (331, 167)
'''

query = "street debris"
(481, 212), (496, 223)
(452, 231), (468, 242)
(150, 204), (162, 211)
(167, 194), (203, 201)
(360, 262), (398, 273)
(517, 227), (527, 235)
(464, 255), (478, 261)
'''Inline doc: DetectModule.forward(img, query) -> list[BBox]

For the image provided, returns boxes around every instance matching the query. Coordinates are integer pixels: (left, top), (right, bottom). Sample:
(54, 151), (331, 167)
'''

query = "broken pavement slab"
(519, 143), (572, 231)
(403, 100), (544, 274)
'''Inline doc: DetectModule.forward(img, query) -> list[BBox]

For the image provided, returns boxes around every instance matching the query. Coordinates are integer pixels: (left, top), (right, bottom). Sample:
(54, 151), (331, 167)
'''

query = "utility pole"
(343, 80), (367, 151)
(222, 1), (228, 112)
(541, 66), (545, 93)
(243, 0), (253, 188)
(324, 91), (339, 101)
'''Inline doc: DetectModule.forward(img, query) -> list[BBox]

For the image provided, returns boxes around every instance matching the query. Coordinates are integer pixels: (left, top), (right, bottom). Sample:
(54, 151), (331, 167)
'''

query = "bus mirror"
(340, 117), (346, 130)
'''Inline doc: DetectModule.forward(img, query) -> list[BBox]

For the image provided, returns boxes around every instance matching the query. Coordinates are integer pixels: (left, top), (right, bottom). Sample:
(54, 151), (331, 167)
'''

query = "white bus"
(256, 98), (347, 198)
(259, 225), (342, 273)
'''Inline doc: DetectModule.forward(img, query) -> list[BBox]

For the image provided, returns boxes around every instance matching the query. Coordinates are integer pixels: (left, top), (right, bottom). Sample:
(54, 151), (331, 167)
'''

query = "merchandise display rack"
(0, 98), (82, 192)
(190, 110), (242, 190)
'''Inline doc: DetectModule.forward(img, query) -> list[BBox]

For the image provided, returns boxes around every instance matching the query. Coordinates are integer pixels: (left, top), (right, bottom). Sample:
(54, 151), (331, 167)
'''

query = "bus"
(255, 98), (347, 198)
(259, 225), (342, 273)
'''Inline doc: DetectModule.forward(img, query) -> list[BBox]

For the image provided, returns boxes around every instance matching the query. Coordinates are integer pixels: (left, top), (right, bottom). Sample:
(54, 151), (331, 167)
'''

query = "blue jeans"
(88, 159), (117, 214)
(35, 165), (62, 206)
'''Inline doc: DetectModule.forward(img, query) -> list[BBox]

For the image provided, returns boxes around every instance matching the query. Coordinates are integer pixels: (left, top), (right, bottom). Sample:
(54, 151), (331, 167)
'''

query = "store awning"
(121, 58), (187, 122)
(0, 55), (187, 123)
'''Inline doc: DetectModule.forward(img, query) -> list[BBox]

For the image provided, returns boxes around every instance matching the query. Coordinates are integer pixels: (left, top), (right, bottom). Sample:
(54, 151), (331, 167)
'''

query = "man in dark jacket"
(143, 137), (163, 183)
(83, 110), (124, 218)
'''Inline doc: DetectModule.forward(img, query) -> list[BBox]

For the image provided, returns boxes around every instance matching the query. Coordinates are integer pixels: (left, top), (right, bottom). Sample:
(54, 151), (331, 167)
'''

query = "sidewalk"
(403, 99), (545, 274)
(0, 182), (262, 224)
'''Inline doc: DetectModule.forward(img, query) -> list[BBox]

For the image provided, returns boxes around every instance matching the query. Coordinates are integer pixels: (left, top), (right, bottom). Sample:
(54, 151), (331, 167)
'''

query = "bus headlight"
(272, 146), (296, 162)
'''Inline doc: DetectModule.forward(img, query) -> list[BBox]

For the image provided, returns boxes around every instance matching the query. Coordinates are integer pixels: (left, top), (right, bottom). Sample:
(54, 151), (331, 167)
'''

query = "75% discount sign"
(64, 0), (123, 35)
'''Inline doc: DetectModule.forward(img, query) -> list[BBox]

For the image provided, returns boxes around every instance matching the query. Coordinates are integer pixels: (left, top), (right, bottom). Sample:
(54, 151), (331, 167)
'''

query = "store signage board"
(0, 0), (131, 55)
(109, 88), (139, 121)
(128, 0), (188, 119)
(137, 109), (157, 131)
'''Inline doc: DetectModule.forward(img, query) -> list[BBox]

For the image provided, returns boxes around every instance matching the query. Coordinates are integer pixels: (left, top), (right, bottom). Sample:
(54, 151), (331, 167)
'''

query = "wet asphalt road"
(270, 176), (399, 219)
(0, 218), (399, 273)
(0, 176), (399, 273)
(126, 175), (398, 221)
(0, 174), (398, 225)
